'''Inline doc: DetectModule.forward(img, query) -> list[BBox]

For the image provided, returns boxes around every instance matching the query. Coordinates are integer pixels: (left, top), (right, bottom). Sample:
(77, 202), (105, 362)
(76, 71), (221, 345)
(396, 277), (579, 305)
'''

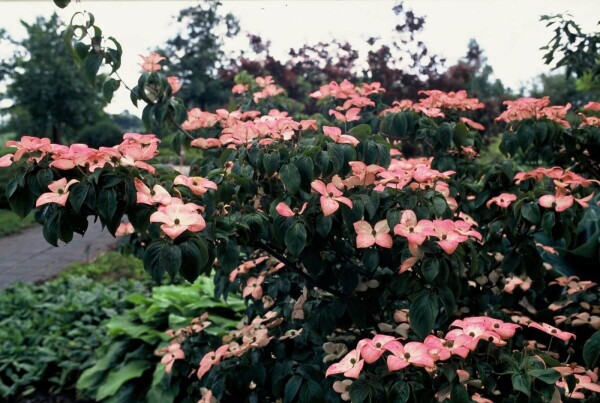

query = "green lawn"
(0, 209), (37, 237)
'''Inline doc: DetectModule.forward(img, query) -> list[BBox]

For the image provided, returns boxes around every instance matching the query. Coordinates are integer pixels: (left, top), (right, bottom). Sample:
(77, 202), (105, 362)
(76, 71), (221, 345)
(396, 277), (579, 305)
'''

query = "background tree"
(159, 0), (240, 110)
(0, 14), (107, 143)
(541, 14), (600, 94)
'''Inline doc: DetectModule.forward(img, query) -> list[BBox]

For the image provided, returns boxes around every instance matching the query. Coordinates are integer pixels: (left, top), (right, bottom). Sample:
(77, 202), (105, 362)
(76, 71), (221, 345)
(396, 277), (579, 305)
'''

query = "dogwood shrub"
(2, 7), (600, 401)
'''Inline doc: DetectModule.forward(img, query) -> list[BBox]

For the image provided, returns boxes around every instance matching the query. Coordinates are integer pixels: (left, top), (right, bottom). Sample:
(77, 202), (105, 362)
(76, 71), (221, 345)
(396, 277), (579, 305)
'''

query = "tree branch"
(257, 239), (347, 297)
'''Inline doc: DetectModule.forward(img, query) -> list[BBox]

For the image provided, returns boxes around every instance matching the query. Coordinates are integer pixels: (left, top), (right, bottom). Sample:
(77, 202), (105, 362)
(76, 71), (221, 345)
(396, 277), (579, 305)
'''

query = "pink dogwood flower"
(0, 154), (13, 167)
(328, 108), (361, 122)
(459, 117), (485, 131)
(149, 200), (206, 239)
(325, 348), (365, 379)
(353, 220), (393, 249)
(197, 344), (230, 380)
(275, 202), (308, 218)
(393, 210), (435, 246)
(430, 219), (469, 254)
(486, 193), (517, 208)
(35, 178), (79, 207)
(556, 374), (600, 399)
(160, 343), (185, 374)
(538, 188), (593, 212)
(311, 179), (353, 216)
(174, 175), (217, 196)
(322, 126), (360, 147)
(134, 178), (172, 205)
(139, 52), (165, 72)
(360, 334), (396, 364)
(384, 340), (436, 371)
(243, 276), (264, 299)
(529, 321), (576, 343)
(167, 76), (182, 94)
(6, 136), (52, 161)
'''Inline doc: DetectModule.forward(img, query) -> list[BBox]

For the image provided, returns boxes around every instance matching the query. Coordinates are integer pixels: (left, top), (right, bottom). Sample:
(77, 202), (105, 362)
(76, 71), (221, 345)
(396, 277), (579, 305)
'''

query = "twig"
(257, 239), (347, 297)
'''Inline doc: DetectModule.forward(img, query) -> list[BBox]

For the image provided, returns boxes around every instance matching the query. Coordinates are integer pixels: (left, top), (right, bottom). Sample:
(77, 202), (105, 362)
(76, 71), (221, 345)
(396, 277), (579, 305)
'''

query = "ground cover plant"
(0, 275), (147, 400)
(1, 2), (600, 402)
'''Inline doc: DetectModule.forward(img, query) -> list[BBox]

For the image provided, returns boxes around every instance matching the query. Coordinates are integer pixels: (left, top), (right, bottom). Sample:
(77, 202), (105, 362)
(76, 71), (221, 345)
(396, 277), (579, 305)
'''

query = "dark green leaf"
(178, 238), (210, 282)
(283, 375), (302, 403)
(521, 202), (541, 224)
(393, 113), (408, 137)
(280, 163), (301, 195)
(285, 222), (307, 256)
(53, 0), (71, 9)
(36, 169), (54, 189)
(143, 240), (169, 282)
(410, 291), (438, 338)
(583, 330), (600, 369)
(83, 52), (103, 83)
(69, 183), (90, 215)
(161, 243), (182, 279)
(511, 372), (531, 397)
(102, 78), (121, 103)
(421, 259), (440, 283)
(528, 368), (560, 384)
(98, 188), (117, 222)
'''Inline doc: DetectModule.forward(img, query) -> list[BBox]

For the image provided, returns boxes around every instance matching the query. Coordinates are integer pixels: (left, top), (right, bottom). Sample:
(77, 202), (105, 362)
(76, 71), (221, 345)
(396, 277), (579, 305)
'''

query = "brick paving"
(0, 218), (117, 290)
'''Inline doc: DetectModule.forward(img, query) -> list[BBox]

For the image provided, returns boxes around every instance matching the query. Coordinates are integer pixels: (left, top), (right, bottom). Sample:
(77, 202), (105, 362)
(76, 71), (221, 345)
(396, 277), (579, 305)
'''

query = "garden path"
(0, 218), (117, 290)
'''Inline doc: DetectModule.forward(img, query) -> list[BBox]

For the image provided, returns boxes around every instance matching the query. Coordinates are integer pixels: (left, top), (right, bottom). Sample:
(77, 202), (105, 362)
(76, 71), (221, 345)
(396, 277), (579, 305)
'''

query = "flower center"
(192, 181), (198, 186)
(469, 332), (475, 337)
(57, 189), (64, 194)
(408, 227), (414, 233)
(350, 358), (356, 364)
(375, 342), (382, 348)
(404, 353), (410, 359)
(93, 159), (99, 164)
(150, 190), (156, 196)
(174, 218), (181, 225)
(494, 324), (499, 329)
(551, 329), (557, 334)
(441, 234), (447, 240)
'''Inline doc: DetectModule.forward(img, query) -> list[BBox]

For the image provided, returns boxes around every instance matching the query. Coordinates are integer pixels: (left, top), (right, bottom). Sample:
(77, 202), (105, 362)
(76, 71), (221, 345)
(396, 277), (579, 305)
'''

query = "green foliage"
(1, 14), (108, 143)
(72, 119), (124, 148)
(76, 277), (244, 402)
(541, 14), (600, 86)
(0, 209), (36, 237)
(0, 275), (147, 400)
(61, 251), (147, 282)
(157, 1), (240, 110)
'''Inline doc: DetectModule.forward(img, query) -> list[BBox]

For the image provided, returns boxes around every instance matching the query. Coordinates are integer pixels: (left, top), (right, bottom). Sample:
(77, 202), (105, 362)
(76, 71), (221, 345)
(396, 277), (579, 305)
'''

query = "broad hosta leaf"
(95, 360), (152, 401)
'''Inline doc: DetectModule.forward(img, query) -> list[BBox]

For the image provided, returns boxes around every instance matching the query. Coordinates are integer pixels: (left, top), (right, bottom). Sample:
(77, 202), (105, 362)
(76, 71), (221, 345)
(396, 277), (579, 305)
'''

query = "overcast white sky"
(1, 1), (599, 116)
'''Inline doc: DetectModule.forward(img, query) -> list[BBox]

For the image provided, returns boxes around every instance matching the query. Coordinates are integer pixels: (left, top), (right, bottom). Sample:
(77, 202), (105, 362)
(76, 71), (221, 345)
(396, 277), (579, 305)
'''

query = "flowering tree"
(2, 4), (600, 402)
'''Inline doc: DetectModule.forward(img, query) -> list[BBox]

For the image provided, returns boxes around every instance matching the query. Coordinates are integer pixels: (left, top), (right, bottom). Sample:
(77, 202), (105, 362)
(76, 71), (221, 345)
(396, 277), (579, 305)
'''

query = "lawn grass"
(0, 209), (37, 237)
